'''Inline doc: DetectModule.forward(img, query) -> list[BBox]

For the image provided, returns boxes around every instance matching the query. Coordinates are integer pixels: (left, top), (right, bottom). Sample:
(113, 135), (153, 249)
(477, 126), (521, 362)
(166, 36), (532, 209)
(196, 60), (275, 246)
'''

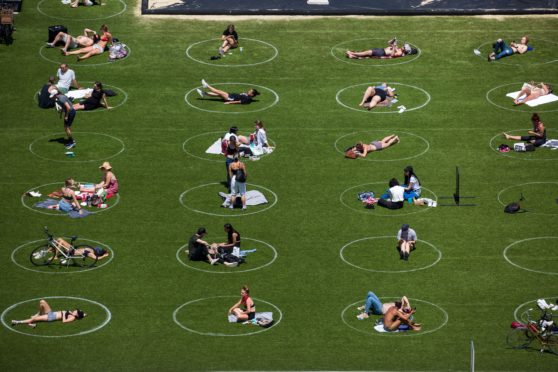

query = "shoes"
(404, 253), (409, 261)
(356, 313), (368, 320)
(224, 261), (239, 267)
(357, 305), (365, 311)
(28, 323), (37, 328)
(201, 79), (209, 88)
(228, 205), (234, 209)
(210, 258), (219, 265)
(46, 42), (54, 48)
(196, 88), (205, 98)
(60, 259), (68, 265)
(11, 320), (18, 326)
(33, 251), (46, 260)
(242, 206), (246, 210)
(218, 48), (224, 56)
(65, 141), (76, 150)
(210, 55), (220, 60)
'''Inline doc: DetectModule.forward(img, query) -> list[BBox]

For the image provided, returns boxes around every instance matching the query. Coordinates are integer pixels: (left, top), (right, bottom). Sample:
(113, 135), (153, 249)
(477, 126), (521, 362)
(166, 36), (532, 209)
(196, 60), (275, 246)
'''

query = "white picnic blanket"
(219, 190), (268, 208)
(506, 91), (558, 107)
(374, 323), (410, 333)
(66, 88), (93, 100)
(228, 312), (273, 323)
(205, 138), (275, 156)
(206, 138), (223, 154)
(541, 139), (558, 149)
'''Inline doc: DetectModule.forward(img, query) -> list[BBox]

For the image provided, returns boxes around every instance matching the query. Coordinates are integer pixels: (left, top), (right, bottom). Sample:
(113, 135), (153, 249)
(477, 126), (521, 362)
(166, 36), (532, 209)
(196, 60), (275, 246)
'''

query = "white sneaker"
(431, 201), (437, 207)
(357, 305), (365, 311)
(356, 313), (369, 320)
(224, 261), (239, 267)
(228, 205), (234, 209)
(196, 88), (205, 98)
(201, 79), (208, 88)
(60, 259), (68, 265)
(210, 258), (219, 265)
(33, 251), (46, 259)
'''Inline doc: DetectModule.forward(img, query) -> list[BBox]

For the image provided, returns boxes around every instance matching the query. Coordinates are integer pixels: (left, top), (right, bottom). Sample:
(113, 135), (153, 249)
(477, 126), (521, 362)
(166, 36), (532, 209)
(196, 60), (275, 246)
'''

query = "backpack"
(504, 202), (522, 214)
(109, 42), (128, 61)
(235, 168), (246, 183)
(256, 316), (274, 328)
(497, 144), (510, 153)
(90, 194), (103, 207)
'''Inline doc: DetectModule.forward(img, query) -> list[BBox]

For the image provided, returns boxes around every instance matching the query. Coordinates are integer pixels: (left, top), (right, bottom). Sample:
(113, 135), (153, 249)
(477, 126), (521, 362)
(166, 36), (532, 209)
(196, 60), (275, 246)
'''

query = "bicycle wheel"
(73, 245), (98, 268)
(507, 328), (534, 349)
(30, 245), (55, 266)
(546, 333), (558, 355)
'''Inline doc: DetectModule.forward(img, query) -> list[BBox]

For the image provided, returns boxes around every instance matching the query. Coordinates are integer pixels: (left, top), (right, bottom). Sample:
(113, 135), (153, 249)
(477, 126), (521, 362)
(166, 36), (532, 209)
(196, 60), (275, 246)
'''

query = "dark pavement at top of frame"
(143, 0), (558, 15)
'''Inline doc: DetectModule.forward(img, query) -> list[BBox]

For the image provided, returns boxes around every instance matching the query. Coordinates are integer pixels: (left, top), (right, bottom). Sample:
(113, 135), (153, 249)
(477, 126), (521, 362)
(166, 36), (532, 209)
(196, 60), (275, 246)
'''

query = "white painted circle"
(184, 83), (279, 114)
(37, 0), (127, 21)
(179, 182), (277, 217)
(340, 182), (437, 217)
(22, 181), (120, 216)
(336, 82), (431, 114)
(1, 296), (111, 338)
(340, 236), (442, 273)
(489, 129), (558, 161)
(514, 297), (558, 323)
(39, 44), (131, 67)
(497, 181), (558, 215)
(173, 296), (282, 336)
(486, 82), (558, 113)
(176, 237), (277, 274)
(182, 130), (276, 163)
(29, 131), (125, 163)
(334, 130), (430, 162)
(341, 297), (448, 337)
(331, 38), (421, 67)
(185, 38), (278, 67)
(503, 237), (558, 275)
(474, 38), (558, 66)
(11, 238), (114, 274)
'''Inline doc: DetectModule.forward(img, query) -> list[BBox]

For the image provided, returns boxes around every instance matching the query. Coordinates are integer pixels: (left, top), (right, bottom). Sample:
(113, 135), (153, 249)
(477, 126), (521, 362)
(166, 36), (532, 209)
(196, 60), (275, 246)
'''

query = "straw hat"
(99, 161), (112, 170)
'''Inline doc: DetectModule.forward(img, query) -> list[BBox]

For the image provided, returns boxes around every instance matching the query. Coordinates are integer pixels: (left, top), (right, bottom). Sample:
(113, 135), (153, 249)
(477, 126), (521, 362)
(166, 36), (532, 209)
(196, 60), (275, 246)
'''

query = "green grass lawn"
(1, 2), (558, 370)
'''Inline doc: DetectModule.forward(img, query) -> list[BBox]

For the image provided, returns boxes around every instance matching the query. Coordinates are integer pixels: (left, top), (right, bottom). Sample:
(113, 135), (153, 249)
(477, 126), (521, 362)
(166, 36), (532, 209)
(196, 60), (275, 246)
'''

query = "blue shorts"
(47, 311), (57, 322)
(58, 199), (73, 212)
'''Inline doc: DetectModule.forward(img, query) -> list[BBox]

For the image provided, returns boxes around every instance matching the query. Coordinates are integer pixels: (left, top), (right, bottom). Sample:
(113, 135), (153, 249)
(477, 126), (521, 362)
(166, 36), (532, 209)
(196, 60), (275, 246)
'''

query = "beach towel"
(228, 312), (273, 323)
(66, 88), (93, 101)
(219, 190), (268, 208)
(33, 198), (91, 218)
(506, 91), (558, 107)
(541, 139), (558, 149)
(373, 323), (411, 333)
(205, 138), (223, 154)
(240, 249), (257, 257)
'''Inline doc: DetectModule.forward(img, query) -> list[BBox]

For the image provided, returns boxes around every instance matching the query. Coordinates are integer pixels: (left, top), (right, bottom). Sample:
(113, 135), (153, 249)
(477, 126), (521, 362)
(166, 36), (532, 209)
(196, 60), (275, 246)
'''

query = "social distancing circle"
(182, 130), (276, 163)
(340, 182), (438, 216)
(489, 129), (558, 161)
(341, 297), (448, 337)
(176, 237), (278, 274)
(29, 131), (125, 163)
(497, 182), (558, 215)
(173, 296), (282, 336)
(185, 38), (278, 67)
(504, 237), (558, 275)
(39, 44), (131, 67)
(11, 238), (114, 274)
(37, 0), (127, 21)
(1, 296), (111, 337)
(474, 37), (558, 66)
(340, 236), (442, 273)
(336, 82), (431, 113)
(185, 83), (279, 114)
(514, 297), (558, 324)
(179, 182), (277, 217)
(22, 181), (120, 216)
(486, 82), (558, 113)
(331, 38), (421, 66)
(334, 130), (430, 162)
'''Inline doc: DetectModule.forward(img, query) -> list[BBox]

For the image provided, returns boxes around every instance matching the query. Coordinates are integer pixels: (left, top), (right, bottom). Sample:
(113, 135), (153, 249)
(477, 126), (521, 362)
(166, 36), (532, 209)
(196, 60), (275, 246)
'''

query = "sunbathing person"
(219, 24), (239, 56)
(73, 81), (111, 111)
(64, 25), (112, 61)
(358, 84), (396, 110)
(197, 79), (259, 105)
(11, 299), (85, 328)
(46, 29), (98, 53)
(488, 36), (530, 62)
(50, 237), (109, 262)
(228, 285), (256, 322)
(95, 161), (118, 198)
(514, 81), (553, 105)
(345, 135), (399, 158)
(383, 302), (421, 331)
(48, 178), (82, 212)
(504, 113), (547, 147)
(71, 0), (101, 7)
(346, 38), (417, 59)
(357, 292), (411, 319)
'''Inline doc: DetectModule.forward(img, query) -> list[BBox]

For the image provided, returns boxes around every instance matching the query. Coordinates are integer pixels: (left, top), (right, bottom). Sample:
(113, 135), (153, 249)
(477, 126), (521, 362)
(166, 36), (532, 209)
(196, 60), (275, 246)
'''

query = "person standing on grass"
(51, 89), (77, 149)
(228, 156), (247, 210)
(397, 224), (417, 261)
(219, 24), (238, 56)
(197, 79), (259, 105)
(55, 63), (80, 93)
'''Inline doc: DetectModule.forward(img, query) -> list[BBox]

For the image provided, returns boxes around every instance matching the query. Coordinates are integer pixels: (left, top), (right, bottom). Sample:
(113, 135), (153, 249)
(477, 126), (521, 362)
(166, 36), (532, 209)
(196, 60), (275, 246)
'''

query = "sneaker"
(210, 258), (219, 265)
(201, 79), (209, 88)
(46, 42), (54, 48)
(357, 305), (365, 311)
(242, 206), (246, 210)
(224, 261), (239, 267)
(65, 141), (76, 150)
(356, 313), (369, 320)
(11, 320), (18, 326)
(28, 323), (37, 329)
(33, 251), (46, 260)
(431, 201), (437, 208)
(196, 88), (205, 98)
(228, 205), (234, 209)
(473, 49), (481, 56)
(60, 259), (68, 265)
(218, 47), (224, 56)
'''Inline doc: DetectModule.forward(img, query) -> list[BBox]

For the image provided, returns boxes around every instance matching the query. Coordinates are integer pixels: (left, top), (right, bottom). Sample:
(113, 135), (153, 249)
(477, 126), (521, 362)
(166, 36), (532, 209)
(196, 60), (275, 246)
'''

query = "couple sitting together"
(188, 224), (244, 267)
(357, 292), (421, 332)
(376, 166), (436, 209)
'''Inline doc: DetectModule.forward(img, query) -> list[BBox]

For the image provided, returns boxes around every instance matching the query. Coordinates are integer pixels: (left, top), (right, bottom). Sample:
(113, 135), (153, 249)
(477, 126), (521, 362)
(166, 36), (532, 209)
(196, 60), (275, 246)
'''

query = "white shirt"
(397, 228), (417, 242)
(255, 128), (268, 146)
(56, 68), (76, 90)
(389, 185), (405, 202)
(409, 175), (421, 193)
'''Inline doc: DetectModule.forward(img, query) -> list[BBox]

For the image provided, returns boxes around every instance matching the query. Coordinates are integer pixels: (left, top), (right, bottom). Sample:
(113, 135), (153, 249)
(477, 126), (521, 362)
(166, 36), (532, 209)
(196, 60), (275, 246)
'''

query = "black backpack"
(235, 168), (246, 183)
(504, 202), (523, 214)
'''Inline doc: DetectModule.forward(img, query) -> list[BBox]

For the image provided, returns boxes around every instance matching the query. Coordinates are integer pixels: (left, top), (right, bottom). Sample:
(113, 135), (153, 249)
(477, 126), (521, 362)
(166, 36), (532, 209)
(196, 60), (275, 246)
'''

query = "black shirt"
(188, 234), (207, 260)
(223, 29), (239, 41)
(229, 93), (252, 104)
(38, 84), (55, 109)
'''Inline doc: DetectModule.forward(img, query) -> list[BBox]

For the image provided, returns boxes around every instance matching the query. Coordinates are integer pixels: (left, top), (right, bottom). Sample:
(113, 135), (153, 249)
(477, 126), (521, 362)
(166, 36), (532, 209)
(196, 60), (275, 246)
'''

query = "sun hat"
(99, 161), (112, 170)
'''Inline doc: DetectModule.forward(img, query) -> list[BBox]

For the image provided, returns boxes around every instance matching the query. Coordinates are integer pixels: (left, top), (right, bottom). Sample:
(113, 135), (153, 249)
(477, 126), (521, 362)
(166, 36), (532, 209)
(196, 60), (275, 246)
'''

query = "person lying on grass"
(228, 285), (256, 322)
(45, 237), (109, 263)
(73, 81), (111, 111)
(357, 292), (411, 319)
(64, 25), (112, 62)
(345, 135), (399, 158)
(345, 38), (417, 59)
(11, 299), (85, 328)
(488, 36), (530, 62)
(383, 302), (421, 331)
(197, 79), (259, 105)
(503, 113), (547, 147)
(46, 29), (98, 54)
(513, 81), (553, 106)
(358, 83), (396, 110)
(70, 0), (102, 8)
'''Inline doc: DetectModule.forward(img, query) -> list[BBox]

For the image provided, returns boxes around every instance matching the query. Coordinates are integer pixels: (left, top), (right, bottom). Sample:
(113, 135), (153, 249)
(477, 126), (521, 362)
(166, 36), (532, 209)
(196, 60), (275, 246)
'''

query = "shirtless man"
(346, 38), (404, 59)
(383, 302), (421, 331)
(488, 36), (530, 62)
(356, 291), (411, 319)
(46, 29), (97, 53)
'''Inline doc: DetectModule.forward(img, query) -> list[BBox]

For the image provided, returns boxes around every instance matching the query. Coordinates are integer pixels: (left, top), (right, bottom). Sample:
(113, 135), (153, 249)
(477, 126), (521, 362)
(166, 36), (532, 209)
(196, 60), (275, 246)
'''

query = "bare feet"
(503, 133), (511, 140)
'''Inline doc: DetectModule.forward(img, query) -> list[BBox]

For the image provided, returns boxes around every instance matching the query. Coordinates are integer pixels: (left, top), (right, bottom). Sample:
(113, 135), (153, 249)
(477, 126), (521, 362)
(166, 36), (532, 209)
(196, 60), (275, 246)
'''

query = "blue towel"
(240, 249), (257, 257)
(33, 198), (91, 218)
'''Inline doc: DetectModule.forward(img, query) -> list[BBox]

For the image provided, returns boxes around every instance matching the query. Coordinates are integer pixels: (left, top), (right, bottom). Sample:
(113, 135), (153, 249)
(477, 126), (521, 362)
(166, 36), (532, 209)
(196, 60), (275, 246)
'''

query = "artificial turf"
(1, 2), (558, 370)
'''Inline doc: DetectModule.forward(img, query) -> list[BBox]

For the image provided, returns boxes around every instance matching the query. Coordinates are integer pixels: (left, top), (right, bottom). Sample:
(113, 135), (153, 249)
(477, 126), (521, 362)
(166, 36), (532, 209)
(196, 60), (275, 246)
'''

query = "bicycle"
(29, 227), (98, 268)
(507, 306), (558, 355)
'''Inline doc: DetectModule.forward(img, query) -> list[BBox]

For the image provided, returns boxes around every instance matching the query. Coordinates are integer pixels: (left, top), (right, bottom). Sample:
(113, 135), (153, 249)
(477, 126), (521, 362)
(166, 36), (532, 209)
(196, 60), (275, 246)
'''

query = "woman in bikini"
(514, 81), (553, 105)
(346, 135), (400, 158)
(50, 178), (82, 212)
(228, 285), (256, 322)
(346, 38), (404, 59)
(504, 113), (547, 147)
(11, 299), (85, 328)
(65, 25), (112, 61)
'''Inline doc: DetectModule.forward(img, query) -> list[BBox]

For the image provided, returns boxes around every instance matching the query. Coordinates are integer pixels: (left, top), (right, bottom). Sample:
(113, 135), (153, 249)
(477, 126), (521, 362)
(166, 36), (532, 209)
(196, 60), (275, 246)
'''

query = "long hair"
(404, 166), (420, 186)
(224, 223), (238, 243)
